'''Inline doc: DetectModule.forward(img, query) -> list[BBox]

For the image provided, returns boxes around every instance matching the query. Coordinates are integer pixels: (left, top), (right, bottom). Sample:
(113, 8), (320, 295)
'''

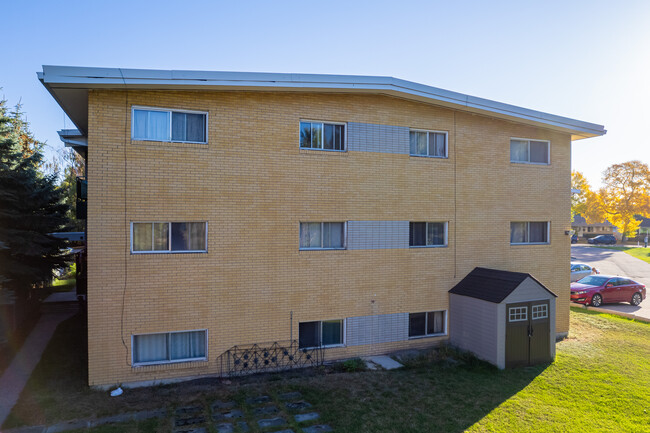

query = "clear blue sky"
(2, 0), (649, 188)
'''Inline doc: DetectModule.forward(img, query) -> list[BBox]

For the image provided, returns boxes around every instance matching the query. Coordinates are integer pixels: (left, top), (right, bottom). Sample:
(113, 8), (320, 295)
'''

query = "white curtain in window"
(511, 222), (528, 243)
(510, 140), (529, 162)
(529, 222), (548, 243)
(409, 131), (427, 155)
(529, 141), (548, 163)
(132, 110), (148, 139)
(300, 223), (321, 248)
(133, 223), (153, 251)
(147, 111), (169, 141)
(430, 133), (446, 157)
(323, 222), (344, 248)
(170, 331), (206, 360)
(188, 222), (206, 250)
(133, 333), (167, 363)
(153, 223), (169, 251)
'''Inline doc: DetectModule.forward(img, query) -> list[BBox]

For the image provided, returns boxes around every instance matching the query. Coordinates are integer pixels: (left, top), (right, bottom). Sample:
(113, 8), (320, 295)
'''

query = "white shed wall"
(449, 294), (499, 367)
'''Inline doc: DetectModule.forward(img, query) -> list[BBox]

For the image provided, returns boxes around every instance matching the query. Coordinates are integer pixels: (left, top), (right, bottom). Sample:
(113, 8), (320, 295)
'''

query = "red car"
(570, 275), (646, 307)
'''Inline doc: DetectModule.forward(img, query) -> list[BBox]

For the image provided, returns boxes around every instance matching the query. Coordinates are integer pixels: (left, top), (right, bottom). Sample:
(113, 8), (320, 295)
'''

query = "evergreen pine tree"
(0, 97), (69, 294)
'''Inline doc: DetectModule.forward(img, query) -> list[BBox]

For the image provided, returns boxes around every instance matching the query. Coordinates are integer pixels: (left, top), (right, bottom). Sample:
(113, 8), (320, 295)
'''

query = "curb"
(577, 305), (650, 323)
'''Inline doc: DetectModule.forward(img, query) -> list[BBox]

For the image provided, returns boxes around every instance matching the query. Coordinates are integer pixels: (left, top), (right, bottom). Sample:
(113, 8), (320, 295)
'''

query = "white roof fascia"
(39, 66), (606, 140)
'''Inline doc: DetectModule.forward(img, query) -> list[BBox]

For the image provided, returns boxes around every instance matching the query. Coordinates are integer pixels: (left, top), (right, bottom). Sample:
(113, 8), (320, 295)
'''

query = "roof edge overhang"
(38, 65), (607, 141)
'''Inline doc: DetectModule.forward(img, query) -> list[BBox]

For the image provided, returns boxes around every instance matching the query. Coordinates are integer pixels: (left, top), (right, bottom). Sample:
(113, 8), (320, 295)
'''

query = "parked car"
(570, 275), (646, 307)
(571, 234), (578, 244)
(587, 234), (616, 245)
(570, 263), (599, 282)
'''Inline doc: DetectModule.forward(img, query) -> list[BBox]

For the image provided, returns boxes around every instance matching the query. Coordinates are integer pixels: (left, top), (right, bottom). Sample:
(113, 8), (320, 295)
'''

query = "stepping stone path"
(295, 412), (320, 422)
(254, 405), (280, 416)
(213, 408), (244, 420)
(258, 416), (287, 428)
(246, 395), (271, 405)
(302, 426), (333, 433)
(279, 391), (303, 400)
(215, 423), (234, 433)
(285, 401), (313, 410)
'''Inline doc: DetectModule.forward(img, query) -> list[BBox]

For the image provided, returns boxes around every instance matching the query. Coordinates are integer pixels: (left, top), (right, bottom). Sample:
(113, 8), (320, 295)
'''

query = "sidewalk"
(0, 296), (78, 428)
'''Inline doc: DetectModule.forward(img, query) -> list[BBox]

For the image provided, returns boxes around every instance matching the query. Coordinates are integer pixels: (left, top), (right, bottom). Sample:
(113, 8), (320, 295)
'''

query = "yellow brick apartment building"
(39, 66), (605, 387)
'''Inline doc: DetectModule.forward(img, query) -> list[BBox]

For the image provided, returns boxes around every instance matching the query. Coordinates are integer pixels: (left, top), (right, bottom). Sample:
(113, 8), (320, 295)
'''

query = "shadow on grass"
(4, 312), (548, 433)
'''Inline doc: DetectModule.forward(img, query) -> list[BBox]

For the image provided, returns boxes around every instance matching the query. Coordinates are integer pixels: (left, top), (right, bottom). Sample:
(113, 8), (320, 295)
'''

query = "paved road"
(571, 245), (650, 319)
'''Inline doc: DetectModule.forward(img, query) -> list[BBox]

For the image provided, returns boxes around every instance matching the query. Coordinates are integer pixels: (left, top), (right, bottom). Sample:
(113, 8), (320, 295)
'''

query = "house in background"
(572, 214), (618, 240)
(38, 66), (605, 387)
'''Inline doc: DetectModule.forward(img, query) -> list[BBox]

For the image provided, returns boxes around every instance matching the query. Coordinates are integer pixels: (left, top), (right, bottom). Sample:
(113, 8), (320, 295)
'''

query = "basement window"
(132, 330), (207, 365)
(299, 320), (344, 348)
(409, 311), (446, 337)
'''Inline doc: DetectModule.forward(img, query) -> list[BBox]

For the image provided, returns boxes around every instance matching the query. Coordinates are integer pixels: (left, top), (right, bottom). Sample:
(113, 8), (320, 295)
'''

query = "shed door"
(506, 300), (551, 367)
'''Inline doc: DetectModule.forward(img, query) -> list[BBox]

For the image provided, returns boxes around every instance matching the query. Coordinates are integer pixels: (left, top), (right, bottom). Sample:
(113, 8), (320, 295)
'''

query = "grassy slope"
(4, 309), (650, 432)
(593, 245), (650, 265)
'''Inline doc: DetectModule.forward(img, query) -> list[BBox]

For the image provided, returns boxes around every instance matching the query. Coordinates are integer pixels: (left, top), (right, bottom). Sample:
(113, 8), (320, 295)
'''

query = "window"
(409, 130), (447, 157)
(409, 222), (447, 247)
(132, 222), (207, 253)
(299, 320), (344, 348)
(510, 222), (549, 244)
(132, 107), (207, 143)
(510, 138), (549, 164)
(409, 311), (446, 337)
(509, 307), (528, 322)
(532, 304), (548, 320)
(300, 222), (346, 249)
(300, 121), (345, 151)
(132, 330), (206, 365)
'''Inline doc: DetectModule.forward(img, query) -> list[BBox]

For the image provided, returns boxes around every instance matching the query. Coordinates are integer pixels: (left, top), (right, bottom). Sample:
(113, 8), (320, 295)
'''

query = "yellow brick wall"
(86, 90), (571, 387)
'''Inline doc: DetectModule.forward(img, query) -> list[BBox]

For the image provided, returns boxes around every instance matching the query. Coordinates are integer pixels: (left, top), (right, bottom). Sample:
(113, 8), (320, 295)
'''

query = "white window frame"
(299, 222), (347, 250)
(510, 221), (550, 245)
(299, 319), (346, 349)
(408, 310), (448, 339)
(131, 329), (208, 366)
(532, 304), (548, 320)
(131, 106), (208, 144)
(510, 137), (550, 165)
(409, 222), (448, 248)
(130, 221), (208, 254)
(409, 129), (449, 158)
(509, 307), (528, 322)
(299, 120), (347, 152)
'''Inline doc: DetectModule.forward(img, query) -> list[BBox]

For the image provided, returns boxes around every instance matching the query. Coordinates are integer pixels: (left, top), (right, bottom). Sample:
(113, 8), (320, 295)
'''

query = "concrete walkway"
(0, 302), (77, 427)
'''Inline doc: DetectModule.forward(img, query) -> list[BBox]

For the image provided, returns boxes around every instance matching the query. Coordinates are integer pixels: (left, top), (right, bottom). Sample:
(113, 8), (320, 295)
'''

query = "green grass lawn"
(4, 308), (650, 432)
(592, 245), (650, 265)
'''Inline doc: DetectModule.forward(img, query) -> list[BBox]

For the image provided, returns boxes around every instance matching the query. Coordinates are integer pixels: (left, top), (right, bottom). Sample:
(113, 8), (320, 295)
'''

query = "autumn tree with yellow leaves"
(582, 161), (650, 239)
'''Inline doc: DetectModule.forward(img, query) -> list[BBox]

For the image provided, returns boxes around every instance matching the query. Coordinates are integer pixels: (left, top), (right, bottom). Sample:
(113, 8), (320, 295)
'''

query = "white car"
(571, 263), (599, 282)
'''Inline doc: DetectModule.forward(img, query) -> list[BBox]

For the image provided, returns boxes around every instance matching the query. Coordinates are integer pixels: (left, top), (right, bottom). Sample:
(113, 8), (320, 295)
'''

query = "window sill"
(299, 248), (347, 251)
(409, 245), (447, 249)
(299, 148), (347, 153)
(510, 243), (550, 246)
(300, 344), (345, 350)
(131, 250), (208, 254)
(132, 138), (207, 145)
(510, 161), (550, 166)
(409, 154), (448, 159)
(408, 333), (447, 340)
(132, 357), (208, 368)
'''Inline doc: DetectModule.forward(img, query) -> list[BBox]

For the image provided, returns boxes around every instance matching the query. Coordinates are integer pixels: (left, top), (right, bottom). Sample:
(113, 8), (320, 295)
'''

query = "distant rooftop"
(38, 65), (606, 140)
